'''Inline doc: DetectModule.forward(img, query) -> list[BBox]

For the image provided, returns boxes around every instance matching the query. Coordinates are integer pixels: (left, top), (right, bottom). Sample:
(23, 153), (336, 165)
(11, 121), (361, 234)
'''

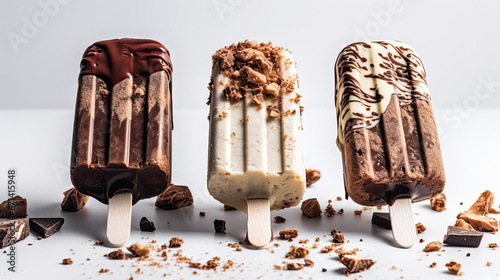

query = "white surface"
(1, 0), (500, 110)
(0, 108), (500, 279)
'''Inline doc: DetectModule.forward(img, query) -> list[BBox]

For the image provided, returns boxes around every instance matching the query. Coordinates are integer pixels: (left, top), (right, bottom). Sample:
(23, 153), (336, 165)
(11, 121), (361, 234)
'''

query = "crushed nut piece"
(430, 193), (447, 212)
(445, 260), (463, 275)
(127, 243), (150, 257)
(423, 241), (442, 252)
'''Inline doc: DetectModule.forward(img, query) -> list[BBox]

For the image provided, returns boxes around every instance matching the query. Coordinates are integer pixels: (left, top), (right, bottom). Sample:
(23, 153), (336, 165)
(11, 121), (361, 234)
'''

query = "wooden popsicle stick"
(106, 192), (133, 247)
(388, 198), (417, 248)
(247, 199), (271, 248)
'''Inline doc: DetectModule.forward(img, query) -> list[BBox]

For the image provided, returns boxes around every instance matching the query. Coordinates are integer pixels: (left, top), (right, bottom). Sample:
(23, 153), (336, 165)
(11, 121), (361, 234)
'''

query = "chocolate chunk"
(214, 219), (226, 233)
(29, 218), (64, 238)
(61, 188), (88, 212)
(139, 217), (156, 232)
(0, 195), (27, 217)
(340, 254), (376, 275)
(371, 212), (392, 229)
(274, 216), (286, 223)
(305, 169), (321, 186)
(443, 226), (483, 247)
(301, 198), (322, 218)
(0, 218), (29, 249)
(155, 185), (194, 210)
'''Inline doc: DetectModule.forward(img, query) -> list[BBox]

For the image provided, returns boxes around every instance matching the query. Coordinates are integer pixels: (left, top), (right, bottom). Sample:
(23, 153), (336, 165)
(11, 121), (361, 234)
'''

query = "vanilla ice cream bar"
(335, 41), (445, 206)
(71, 38), (173, 205)
(207, 40), (305, 212)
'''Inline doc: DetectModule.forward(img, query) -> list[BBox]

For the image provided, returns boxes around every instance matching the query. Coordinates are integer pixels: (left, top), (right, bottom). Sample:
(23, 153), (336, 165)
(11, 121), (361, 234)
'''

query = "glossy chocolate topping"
(71, 39), (173, 205)
(80, 38), (172, 87)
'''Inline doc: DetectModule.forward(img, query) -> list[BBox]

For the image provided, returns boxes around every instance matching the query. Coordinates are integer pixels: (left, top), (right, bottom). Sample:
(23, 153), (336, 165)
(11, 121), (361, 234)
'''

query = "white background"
(1, 0), (500, 279)
(0, 0), (499, 111)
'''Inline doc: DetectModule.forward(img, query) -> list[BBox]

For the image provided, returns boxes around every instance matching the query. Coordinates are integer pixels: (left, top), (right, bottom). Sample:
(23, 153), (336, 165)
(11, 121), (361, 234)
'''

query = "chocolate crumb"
(423, 241), (442, 252)
(279, 229), (298, 239)
(214, 219), (226, 233)
(62, 258), (73, 265)
(325, 203), (336, 217)
(416, 223), (426, 234)
(337, 196), (342, 201)
(108, 249), (127, 260)
(305, 169), (321, 186)
(199, 212), (206, 217)
(430, 193), (446, 212)
(274, 216), (286, 223)
(354, 210), (363, 215)
(466, 253), (471, 257)
(37, 236), (42, 240)
(322, 268), (327, 272)
(333, 233), (345, 244)
(95, 240), (104, 246)
(285, 246), (309, 259)
(301, 198), (322, 218)
(169, 237), (184, 248)
(420, 238), (425, 243)
(430, 262), (437, 268)
(98, 268), (110, 273)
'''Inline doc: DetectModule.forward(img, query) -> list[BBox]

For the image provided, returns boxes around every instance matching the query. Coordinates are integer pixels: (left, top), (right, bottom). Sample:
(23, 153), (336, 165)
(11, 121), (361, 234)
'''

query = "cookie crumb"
(301, 198), (322, 217)
(430, 193), (446, 212)
(274, 216), (286, 223)
(62, 258), (73, 265)
(416, 223), (426, 234)
(169, 237), (184, 248)
(445, 260), (463, 276)
(305, 169), (321, 186)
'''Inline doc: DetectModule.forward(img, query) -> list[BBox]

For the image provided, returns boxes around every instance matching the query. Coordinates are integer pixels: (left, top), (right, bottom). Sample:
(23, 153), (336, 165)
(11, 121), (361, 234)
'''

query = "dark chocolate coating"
(70, 38), (172, 205)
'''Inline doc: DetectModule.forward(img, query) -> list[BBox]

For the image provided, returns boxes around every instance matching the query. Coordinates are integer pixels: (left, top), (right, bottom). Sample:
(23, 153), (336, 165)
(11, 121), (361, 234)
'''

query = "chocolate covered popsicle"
(70, 38), (173, 246)
(335, 41), (445, 247)
(207, 40), (306, 247)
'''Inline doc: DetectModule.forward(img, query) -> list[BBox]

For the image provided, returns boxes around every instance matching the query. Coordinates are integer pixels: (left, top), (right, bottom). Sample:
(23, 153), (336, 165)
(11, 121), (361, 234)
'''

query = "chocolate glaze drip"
(80, 38), (172, 87)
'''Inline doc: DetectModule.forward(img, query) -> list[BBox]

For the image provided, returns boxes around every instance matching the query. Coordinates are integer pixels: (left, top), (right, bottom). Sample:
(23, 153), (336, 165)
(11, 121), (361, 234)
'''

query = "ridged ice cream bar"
(207, 40), (305, 212)
(70, 38), (173, 205)
(335, 41), (445, 206)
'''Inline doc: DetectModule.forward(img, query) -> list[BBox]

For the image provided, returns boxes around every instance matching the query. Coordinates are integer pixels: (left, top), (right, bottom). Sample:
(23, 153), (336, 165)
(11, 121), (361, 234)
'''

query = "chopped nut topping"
(267, 104), (280, 118)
